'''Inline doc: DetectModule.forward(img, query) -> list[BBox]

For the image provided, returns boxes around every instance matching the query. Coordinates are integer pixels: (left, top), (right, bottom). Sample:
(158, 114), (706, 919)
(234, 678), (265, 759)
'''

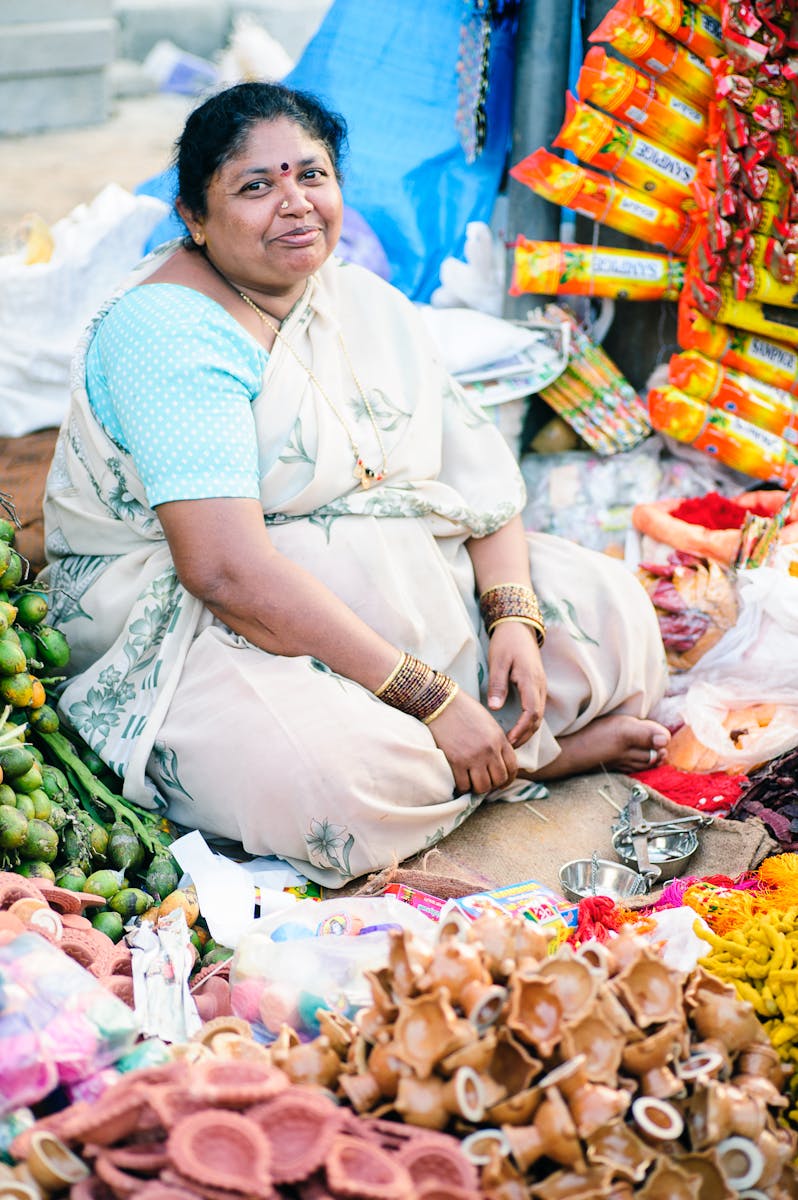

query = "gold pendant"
(354, 458), (378, 490)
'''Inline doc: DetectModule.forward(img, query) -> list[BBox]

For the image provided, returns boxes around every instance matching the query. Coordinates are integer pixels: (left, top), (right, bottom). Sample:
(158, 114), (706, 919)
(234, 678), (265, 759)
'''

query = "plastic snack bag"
(687, 271), (798, 346)
(509, 149), (700, 254)
(589, 0), (714, 110)
(648, 383), (798, 485)
(511, 238), (685, 301)
(669, 349), (798, 443)
(638, 0), (723, 62)
(677, 291), (798, 395)
(577, 47), (708, 161)
(553, 94), (697, 212)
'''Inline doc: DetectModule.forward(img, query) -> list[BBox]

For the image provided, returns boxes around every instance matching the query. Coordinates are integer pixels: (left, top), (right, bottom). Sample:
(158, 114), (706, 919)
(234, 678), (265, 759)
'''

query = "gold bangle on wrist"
(375, 652), (459, 722)
(479, 582), (546, 646)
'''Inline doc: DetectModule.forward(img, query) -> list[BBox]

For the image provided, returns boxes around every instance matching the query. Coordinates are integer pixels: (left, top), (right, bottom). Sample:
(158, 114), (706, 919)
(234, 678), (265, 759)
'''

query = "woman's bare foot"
(527, 714), (670, 780)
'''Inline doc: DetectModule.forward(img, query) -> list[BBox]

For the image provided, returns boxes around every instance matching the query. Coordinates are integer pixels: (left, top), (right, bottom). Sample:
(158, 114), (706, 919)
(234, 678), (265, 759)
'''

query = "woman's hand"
(485, 621), (547, 748)
(426, 689), (518, 796)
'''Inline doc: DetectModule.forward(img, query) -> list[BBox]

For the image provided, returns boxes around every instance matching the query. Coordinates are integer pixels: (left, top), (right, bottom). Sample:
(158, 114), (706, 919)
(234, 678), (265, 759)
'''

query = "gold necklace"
(235, 287), (388, 490)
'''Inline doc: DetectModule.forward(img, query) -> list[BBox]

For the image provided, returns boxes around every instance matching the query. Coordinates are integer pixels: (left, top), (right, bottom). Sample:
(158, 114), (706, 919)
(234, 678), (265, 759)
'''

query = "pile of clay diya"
(252, 911), (798, 1198)
(7, 1049), (482, 1200)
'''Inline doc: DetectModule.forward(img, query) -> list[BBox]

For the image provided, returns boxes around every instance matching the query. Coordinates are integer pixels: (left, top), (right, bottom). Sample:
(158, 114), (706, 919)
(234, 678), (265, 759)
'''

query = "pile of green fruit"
(0, 502), (182, 940)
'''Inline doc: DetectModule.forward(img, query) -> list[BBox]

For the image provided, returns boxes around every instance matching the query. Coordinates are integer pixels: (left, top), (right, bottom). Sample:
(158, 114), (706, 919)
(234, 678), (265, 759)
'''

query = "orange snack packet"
(638, 0), (723, 62)
(647, 383), (798, 485)
(668, 349), (798, 443)
(677, 291), (798, 395)
(511, 238), (685, 301)
(577, 47), (707, 161)
(509, 149), (700, 254)
(553, 94), (697, 212)
(589, 0), (714, 110)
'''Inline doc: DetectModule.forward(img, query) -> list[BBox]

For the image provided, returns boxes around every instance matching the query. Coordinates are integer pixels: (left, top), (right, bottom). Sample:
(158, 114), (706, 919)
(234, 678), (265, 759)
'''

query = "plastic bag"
(229, 897), (433, 1041)
(0, 184), (168, 437)
(658, 565), (798, 770)
(0, 932), (140, 1116)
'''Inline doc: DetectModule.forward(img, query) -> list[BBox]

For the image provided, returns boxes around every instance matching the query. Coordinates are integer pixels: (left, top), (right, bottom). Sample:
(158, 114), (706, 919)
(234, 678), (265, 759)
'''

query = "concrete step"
(2, 0), (112, 23)
(112, 0), (232, 61)
(0, 20), (116, 79)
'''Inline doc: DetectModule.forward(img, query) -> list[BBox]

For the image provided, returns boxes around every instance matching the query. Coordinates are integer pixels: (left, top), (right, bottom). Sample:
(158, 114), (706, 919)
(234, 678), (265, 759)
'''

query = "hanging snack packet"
(589, 0), (714, 110)
(577, 47), (707, 161)
(648, 384), (798, 484)
(677, 291), (798, 395)
(638, 0), (723, 62)
(668, 349), (798, 442)
(553, 94), (697, 212)
(509, 149), (700, 254)
(511, 237), (685, 301)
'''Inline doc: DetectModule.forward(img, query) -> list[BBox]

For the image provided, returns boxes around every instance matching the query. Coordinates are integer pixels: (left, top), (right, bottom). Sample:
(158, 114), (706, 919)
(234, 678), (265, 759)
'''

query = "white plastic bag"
(658, 566), (798, 771)
(0, 184), (168, 437)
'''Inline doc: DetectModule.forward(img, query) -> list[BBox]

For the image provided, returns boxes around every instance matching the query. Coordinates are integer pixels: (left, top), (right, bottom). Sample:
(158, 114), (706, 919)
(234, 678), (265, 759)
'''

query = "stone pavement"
(1, 91), (193, 247)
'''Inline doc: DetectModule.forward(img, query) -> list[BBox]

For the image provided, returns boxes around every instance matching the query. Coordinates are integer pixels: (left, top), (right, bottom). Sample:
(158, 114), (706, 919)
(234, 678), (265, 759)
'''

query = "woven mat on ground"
(350, 772), (776, 903)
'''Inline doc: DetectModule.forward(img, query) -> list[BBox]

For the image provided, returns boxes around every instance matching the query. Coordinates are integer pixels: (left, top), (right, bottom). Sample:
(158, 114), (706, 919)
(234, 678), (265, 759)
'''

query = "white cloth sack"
(0, 184), (168, 437)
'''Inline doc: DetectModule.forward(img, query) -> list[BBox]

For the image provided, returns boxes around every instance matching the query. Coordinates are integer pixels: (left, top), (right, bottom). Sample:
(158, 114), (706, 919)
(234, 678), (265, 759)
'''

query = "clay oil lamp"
(502, 1086), (585, 1173)
(538, 949), (600, 1023)
(637, 1155), (701, 1200)
(612, 947), (684, 1029)
(394, 1065), (486, 1130)
(193, 1057), (288, 1107)
(326, 1134), (413, 1200)
(573, 939), (612, 980)
(54, 1081), (149, 1147)
(271, 1032), (342, 1089)
(630, 1096), (685, 1143)
(317, 1007), (357, 1058)
(248, 1088), (342, 1185)
(166, 1110), (272, 1198)
(526, 1164), (613, 1200)
(365, 1037), (411, 1100)
(750, 1125), (797, 1190)
(440, 1026), (497, 1076)
(459, 1126), (512, 1167)
(459, 979), (508, 1033)
(387, 927), (425, 998)
(485, 1027), (542, 1103)
(672, 1150), (735, 1200)
(486, 1085), (542, 1128)
(358, 969), (399, 1041)
(25, 1131), (90, 1192)
(560, 1008), (626, 1087)
(507, 969), (564, 1058)
(339, 1069), (383, 1114)
(0, 1186), (40, 1200)
(686, 970), (769, 1052)
(475, 1145), (528, 1200)
(104, 1140), (170, 1177)
(94, 1152), (150, 1198)
(711, 1136), (765, 1194)
(539, 1055), (631, 1139)
(621, 1022), (685, 1101)
(418, 938), (492, 1010)
(391, 989), (473, 1079)
(688, 1080), (766, 1149)
(675, 1046), (727, 1086)
(396, 1130), (480, 1194)
(585, 1119), (655, 1183)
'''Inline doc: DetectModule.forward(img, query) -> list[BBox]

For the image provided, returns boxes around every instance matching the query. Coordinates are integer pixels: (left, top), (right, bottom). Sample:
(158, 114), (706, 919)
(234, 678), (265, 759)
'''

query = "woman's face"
(183, 116), (344, 303)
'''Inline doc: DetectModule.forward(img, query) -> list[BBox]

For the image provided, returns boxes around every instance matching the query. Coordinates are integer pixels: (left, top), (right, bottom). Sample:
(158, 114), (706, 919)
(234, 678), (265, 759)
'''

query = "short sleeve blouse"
(85, 283), (269, 508)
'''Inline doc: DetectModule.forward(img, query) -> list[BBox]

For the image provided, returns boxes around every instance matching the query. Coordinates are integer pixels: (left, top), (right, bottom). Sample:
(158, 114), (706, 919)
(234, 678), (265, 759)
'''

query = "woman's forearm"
(465, 515), (532, 594)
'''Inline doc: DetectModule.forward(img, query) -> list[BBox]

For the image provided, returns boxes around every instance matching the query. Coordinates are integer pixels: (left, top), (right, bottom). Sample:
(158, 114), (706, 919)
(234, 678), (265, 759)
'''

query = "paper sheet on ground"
(170, 830), (302, 948)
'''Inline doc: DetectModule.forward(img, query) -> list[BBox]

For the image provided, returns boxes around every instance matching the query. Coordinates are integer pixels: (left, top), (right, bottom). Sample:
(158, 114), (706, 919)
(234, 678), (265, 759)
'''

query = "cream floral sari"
(42, 249), (666, 885)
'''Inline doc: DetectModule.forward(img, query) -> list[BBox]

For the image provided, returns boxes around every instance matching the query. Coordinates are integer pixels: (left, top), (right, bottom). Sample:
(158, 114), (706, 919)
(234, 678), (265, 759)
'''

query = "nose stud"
(280, 200), (289, 209)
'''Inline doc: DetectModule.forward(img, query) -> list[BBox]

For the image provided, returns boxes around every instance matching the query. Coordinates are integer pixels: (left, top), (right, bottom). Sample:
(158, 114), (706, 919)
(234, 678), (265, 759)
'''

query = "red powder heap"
(670, 492), (773, 530)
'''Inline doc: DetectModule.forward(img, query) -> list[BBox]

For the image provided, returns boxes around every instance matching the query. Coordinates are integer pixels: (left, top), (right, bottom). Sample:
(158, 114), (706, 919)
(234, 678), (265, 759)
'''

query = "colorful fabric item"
(41, 247), (667, 886)
(629, 762), (746, 813)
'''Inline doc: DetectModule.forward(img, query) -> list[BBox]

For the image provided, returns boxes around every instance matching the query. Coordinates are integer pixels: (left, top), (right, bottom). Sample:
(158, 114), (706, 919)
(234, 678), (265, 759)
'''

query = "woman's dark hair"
(175, 81), (348, 218)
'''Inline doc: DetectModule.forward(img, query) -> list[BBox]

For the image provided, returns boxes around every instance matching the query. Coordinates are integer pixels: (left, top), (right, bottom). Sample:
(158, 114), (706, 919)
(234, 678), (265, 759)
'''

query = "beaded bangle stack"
(375, 652), (459, 724)
(479, 582), (546, 646)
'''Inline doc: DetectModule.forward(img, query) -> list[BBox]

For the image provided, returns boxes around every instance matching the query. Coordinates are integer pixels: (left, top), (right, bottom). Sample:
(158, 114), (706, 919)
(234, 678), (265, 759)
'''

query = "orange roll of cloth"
(668, 349), (798, 444)
(677, 291), (798, 396)
(647, 384), (798, 485)
(509, 149), (700, 254)
(510, 238), (685, 301)
(553, 94), (697, 212)
(589, 0), (714, 110)
(577, 47), (707, 161)
(638, 0), (723, 62)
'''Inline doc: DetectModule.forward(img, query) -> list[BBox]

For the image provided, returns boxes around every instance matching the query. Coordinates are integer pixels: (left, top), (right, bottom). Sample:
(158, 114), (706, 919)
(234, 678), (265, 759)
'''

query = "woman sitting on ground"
(42, 82), (669, 886)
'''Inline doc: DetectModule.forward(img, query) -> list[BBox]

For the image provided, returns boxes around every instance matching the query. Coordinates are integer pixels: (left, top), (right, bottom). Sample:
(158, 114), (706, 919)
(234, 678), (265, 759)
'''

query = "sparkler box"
(442, 878), (579, 930)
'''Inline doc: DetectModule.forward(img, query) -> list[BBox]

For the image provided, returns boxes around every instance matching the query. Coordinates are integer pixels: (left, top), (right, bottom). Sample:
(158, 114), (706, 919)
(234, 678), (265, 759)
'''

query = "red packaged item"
(577, 47), (708, 161)
(589, 0), (715, 110)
